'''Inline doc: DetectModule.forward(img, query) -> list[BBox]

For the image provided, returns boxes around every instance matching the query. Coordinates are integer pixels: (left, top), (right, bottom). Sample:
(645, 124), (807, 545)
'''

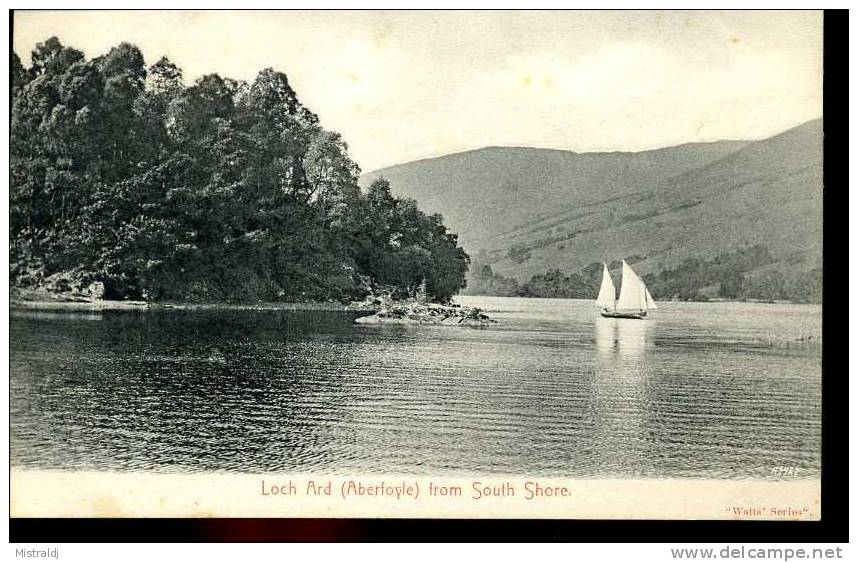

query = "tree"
(718, 270), (745, 298)
(31, 36), (83, 77)
(11, 38), (471, 304)
(11, 52), (30, 95)
(304, 130), (361, 216)
(463, 264), (520, 297)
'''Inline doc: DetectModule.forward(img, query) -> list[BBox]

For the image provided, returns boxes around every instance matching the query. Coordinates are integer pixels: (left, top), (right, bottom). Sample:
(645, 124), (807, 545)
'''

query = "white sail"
(616, 260), (648, 311)
(595, 263), (616, 309)
(644, 284), (657, 309)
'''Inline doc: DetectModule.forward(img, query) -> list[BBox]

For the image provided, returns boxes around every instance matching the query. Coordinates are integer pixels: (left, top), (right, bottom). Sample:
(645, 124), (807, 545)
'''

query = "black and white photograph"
(9, 9), (825, 523)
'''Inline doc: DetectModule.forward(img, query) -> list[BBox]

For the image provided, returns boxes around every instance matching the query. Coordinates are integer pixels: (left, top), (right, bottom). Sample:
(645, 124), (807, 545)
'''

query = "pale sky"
(13, 10), (823, 172)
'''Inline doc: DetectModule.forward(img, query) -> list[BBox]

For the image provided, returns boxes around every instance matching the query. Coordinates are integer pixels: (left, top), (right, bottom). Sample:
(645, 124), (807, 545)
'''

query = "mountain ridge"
(361, 137), (756, 247)
(372, 138), (760, 171)
(359, 118), (822, 300)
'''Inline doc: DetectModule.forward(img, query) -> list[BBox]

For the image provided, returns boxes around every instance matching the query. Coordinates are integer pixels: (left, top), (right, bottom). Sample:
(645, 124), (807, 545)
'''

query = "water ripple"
(10, 298), (821, 478)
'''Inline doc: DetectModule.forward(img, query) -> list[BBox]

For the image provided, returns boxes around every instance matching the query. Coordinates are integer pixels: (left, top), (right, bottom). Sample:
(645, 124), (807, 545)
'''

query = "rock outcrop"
(351, 298), (495, 327)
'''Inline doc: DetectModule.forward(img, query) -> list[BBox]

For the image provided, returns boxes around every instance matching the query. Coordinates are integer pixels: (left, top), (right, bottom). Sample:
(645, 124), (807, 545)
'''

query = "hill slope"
(361, 140), (751, 251)
(361, 119), (822, 298)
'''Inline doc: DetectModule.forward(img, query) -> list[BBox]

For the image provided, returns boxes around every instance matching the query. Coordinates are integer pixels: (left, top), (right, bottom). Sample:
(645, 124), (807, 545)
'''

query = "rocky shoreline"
(10, 288), (355, 312)
(350, 297), (495, 327)
(9, 289), (496, 326)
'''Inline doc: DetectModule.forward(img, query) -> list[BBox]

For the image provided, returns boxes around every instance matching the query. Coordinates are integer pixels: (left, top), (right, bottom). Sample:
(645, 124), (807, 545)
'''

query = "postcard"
(10, 9), (823, 520)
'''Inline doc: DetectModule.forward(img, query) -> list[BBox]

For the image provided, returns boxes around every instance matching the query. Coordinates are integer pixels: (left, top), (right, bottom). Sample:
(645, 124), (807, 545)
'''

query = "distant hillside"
(361, 140), (751, 251)
(360, 119), (823, 300)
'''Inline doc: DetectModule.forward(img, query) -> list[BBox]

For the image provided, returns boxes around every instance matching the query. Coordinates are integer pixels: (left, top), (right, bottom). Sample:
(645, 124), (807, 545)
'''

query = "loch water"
(11, 297), (821, 479)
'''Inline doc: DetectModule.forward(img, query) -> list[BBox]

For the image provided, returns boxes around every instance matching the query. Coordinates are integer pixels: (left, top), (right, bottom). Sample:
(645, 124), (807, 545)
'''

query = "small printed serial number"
(770, 466), (800, 477)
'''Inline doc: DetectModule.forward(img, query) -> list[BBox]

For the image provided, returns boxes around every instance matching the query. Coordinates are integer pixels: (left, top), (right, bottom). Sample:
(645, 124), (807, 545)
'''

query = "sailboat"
(595, 260), (657, 319)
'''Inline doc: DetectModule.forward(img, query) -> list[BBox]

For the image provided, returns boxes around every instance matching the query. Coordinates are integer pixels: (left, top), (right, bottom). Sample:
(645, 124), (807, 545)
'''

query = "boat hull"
(600, 309), (647, 319)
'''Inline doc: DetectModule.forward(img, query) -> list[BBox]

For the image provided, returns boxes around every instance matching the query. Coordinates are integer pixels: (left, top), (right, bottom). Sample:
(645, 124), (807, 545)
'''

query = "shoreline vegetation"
(465, 245), (822, 305)
(10, 288), (354, 312)
(12, 38), (469, 308)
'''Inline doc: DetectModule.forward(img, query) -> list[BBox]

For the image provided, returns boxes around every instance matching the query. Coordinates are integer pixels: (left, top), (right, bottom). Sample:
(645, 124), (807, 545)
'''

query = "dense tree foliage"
(516, 269), (594, 299)
(465, 262), (599, 299)
(649, 247), (821, 304)
(467, 245), (820, 304)
(464, 264), (521, 297)
(643, 245), (775, 301)
(11, 38), (469, 303)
